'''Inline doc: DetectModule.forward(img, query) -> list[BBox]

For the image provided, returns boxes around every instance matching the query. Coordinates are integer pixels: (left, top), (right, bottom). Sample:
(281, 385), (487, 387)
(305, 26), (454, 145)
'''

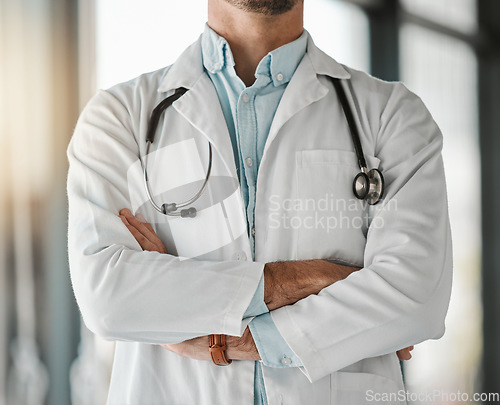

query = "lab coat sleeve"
(249, 313), (303, 368)
(67, 89), (263, 344)
(270, 83), (453, 382)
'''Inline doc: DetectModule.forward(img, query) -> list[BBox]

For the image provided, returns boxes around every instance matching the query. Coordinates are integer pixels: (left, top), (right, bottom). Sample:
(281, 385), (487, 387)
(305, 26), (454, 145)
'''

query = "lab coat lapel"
(263, 54), (327, 158)
(157, 37), (237, 179)
(263, 35), (351, 158)
(173, 74), (237, 179)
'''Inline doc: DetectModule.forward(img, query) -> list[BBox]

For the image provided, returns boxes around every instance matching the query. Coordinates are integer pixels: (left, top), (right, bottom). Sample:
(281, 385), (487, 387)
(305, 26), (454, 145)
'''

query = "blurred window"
(96, 0), (208, 89)
(400, 0), (477, 34)
(95, 0), (369, 90)
(305, 0), (369, 72)
(400, 21), (481, 401)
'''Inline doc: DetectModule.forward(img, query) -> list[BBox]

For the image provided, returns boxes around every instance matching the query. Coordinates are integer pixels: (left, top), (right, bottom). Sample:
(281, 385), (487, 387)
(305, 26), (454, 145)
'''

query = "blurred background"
(0, 0), (498, 404)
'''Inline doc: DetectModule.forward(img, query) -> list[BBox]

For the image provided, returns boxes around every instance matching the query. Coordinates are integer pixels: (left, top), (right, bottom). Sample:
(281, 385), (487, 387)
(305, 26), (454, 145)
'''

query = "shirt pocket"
(330, 371), (405, 405)
(294, 149), (380, 264)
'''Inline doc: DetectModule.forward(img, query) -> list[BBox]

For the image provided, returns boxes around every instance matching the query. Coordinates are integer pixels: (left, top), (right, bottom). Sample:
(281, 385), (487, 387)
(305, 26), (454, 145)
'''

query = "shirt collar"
(158, 28), (350, 94)
(201, 24), (234, 74)
(201, 23), (308, 87)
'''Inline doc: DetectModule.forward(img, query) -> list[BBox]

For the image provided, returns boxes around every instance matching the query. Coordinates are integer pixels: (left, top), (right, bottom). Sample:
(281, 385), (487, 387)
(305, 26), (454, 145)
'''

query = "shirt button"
(276, 73), (284, 82)
(232, 251), (247, 261)
(251, 227), (256, 237)
(245, 157), (253, 167)
(242, 93), (250, 103)
(281, 357), (291, 366)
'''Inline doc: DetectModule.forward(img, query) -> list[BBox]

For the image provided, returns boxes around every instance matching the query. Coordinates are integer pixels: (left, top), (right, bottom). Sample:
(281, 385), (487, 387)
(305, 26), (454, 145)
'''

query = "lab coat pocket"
(295, 149), (380, 263)
(330, 371), (404, 405)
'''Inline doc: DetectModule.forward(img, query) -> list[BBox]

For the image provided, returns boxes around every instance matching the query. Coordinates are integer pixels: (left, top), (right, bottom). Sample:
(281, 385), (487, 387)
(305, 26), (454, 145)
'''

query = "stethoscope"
(142, 78), (384, 218)
(331, 79), (385, 205)
(143, 87), (211, 218)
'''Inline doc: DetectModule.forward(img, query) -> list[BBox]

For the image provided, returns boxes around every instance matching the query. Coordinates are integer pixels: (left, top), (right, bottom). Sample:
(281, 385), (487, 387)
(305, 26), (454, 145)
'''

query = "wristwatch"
(209, 334), (232, 366)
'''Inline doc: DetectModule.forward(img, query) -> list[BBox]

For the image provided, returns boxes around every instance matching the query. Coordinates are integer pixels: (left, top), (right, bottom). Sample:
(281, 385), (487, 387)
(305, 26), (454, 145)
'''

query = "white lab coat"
(67, 33), (452, 405)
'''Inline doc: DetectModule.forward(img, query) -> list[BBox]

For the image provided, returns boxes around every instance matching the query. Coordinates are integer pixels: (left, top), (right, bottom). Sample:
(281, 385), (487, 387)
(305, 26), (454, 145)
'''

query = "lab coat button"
(245, 157), (253, 167)
(281, 357), (291, 366)
(242, 93), (250, 103)
(232, 251), (247, 261)
(276, 73), (284, 81)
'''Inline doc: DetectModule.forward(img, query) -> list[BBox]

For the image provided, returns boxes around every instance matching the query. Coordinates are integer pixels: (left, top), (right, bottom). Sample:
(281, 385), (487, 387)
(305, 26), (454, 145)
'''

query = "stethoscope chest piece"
(367, 168), (384, 205)
(353, 171), (369, 200)
(353, 168), (384, 205)
(332, 78), (385, 205)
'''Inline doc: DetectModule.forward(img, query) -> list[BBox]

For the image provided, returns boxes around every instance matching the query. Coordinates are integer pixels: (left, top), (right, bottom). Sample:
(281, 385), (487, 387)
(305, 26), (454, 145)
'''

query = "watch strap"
(209, 334), (232, 366)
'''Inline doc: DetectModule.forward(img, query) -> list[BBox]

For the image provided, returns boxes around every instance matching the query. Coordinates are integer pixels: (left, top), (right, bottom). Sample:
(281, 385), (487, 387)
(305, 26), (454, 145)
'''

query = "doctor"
(67, 0), (452, 404)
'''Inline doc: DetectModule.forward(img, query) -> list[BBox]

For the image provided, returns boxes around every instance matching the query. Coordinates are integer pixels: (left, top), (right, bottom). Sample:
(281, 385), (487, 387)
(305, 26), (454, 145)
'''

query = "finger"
(136, 213), (155, 233)
(119, 208), (132, 217)
(119, 215), (130, 226)
(163, 343), (186, 358)
(397, 348), (412, 361)
(121, 209), (160, 243)
(126, 225), (159, 252)
(397, 350), (405, 361)
(120, 209), (167, 253)
(120, 217), (160, 252)
(141, 220), (156, 235)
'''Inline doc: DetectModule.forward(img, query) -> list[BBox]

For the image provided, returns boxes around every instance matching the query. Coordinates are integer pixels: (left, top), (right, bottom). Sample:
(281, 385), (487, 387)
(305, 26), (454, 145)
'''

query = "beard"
(223, 0), (301, 16)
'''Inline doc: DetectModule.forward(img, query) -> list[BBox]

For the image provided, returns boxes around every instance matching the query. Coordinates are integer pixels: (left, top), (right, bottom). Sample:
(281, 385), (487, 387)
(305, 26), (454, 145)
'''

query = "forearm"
(264, 259), (361, 311)
(226, 259), (361, 361)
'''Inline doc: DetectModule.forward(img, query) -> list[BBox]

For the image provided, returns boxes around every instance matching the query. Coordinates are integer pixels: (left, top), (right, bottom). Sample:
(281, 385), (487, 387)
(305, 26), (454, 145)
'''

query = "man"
(67, 0), (452, 404)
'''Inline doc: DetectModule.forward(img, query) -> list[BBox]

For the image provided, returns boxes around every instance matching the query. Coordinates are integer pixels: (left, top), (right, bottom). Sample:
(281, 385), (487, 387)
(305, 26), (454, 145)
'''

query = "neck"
(208, 0), (304, 87)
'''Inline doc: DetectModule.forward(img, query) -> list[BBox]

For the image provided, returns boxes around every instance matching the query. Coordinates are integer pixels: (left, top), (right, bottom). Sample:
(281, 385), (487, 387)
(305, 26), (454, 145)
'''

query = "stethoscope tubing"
(142, 78), (384, 217)
(331, 78), (368, 172)
(143, 141), (212, 216)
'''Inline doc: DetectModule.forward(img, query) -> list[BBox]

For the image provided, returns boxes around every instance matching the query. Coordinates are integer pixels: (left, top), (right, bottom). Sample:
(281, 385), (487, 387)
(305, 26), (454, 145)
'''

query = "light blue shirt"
(202, 24), (306, 405)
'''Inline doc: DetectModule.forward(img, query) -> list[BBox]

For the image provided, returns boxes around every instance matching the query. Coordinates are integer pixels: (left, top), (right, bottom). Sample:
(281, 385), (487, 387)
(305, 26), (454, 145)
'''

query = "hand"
(162, 336), (211, 361)
(119, 208), (167, 253)
(396, 346), (414, 361)
(161, 327), (260, 362)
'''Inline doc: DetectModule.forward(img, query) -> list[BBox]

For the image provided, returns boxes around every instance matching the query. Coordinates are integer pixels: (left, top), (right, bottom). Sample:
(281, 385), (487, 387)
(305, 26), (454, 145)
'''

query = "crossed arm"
(119, 208), (414, 363)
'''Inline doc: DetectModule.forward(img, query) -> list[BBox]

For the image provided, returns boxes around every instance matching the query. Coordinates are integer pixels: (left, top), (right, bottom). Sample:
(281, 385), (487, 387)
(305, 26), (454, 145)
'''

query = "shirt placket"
(236, 89), (258, 257)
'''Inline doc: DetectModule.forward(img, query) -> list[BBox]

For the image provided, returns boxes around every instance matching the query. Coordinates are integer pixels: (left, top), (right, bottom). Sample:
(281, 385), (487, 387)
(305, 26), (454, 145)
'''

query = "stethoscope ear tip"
(162, 203), (177, 214)
(180, 207), (197, 218)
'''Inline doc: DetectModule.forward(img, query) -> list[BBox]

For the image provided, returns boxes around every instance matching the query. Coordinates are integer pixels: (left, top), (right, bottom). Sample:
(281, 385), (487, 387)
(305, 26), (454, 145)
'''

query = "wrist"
(264, 262), (288, 310)
(226, 327), (260, 361)
(208, 334), (232, 366)
(263, 263), (275, 310)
